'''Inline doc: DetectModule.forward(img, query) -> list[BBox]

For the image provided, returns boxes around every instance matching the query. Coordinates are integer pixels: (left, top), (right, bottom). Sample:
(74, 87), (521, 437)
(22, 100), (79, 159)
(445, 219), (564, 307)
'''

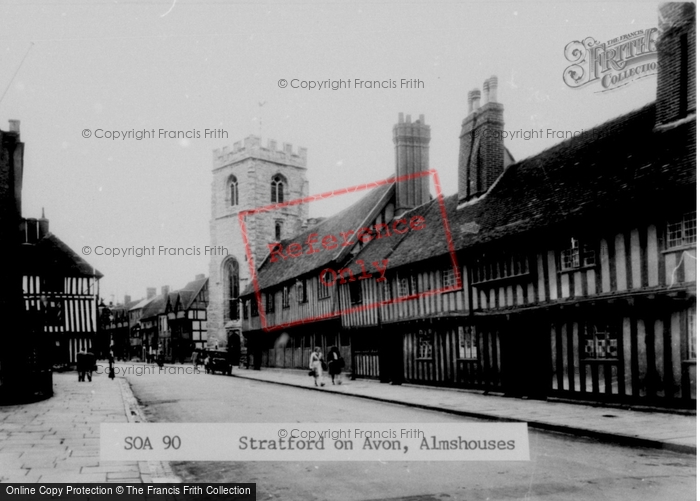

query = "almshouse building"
(237, 2), (696, 408)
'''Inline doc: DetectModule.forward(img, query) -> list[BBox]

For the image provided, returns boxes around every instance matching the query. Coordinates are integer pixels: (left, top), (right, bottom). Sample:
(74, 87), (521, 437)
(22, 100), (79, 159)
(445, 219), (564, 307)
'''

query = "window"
(271, 175), (285, 203)
(243, 300), (249, 320)
(667, 212), (696, 249)
(417, 329), (433, 359)
(275, 221), (283, 242)
(296, 279), (308, 303)
(43, 298), (64, 327)
(43, 275), (64, 293)
(251, 298), (259, 317)
(688, 307), (696, 360)
(442, 268), (457, 288)
(318, 272), (332, 299)
(228, 176), (239, 206)
(560, 238), (596, 271)
(398, 274), (417, 297)
(381, 280), (392, 301)
(282, 286), (290, 309)
(583, 323), (618, 360)
(350, 281), (363, 305)
(458, 326), (477, 359)
(265, 292), (275, 313)
(223, 259), (239, 321)
(472, 251), (530, 284)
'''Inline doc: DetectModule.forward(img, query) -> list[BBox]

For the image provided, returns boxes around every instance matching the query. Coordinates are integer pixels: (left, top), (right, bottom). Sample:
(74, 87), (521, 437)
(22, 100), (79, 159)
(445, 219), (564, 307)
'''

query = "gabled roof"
(178, 277), (208, 310)
(20, 233), (103, 278)
(245, 183), (395, 293)
(382, 103), (695, 270)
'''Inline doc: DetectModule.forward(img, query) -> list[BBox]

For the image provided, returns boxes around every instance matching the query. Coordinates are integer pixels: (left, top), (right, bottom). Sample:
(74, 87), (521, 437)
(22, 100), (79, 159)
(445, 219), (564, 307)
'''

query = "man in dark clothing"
(77, 348), (96, 382)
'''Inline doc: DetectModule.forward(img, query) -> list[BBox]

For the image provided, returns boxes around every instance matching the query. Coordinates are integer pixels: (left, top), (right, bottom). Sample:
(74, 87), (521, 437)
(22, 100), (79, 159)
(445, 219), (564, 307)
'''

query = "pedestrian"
(309, 346), (325, 387)
(327, 345), (344, 385)
(149, 346), (155, 364)
(76, 347), (87, 382)
(108, 349), (115, 380)
(192, 348), (199, 368)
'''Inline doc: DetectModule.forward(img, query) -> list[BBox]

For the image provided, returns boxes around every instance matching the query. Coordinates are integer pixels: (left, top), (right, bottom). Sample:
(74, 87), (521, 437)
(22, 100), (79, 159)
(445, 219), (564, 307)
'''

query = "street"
(120, 367), (696, 501)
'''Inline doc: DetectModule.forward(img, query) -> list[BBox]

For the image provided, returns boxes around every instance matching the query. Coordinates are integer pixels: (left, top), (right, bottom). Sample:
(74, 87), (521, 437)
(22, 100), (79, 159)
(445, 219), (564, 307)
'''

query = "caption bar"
(1, 484), (255, 501)
(101, 423), (529, 461)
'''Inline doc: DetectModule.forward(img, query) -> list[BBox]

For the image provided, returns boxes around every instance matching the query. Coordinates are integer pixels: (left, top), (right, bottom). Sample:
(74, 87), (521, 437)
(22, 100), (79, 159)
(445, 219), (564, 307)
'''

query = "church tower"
(207, 135), (309, 350)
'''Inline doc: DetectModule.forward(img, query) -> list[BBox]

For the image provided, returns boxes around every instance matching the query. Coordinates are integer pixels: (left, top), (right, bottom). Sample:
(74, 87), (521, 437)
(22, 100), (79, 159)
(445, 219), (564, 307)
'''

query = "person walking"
(76, 348), (87, 382)
(309, 346), (325, 387)
(192, 348), (199, 369)
(327, 346), (344, 385)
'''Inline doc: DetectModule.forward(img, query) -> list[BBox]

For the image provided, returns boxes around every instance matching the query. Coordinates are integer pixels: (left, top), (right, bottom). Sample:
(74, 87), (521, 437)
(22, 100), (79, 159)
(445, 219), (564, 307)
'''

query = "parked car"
(204, 350), (232, 375)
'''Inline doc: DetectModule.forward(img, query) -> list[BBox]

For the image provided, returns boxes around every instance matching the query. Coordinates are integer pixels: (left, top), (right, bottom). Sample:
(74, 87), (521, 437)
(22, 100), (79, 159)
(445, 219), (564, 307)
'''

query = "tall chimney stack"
(655, 2), (695, 128)
(162, 285), (170, 298)
(458, 76), (506, 203)
(393, 113), (431, 212)
(147, 287), (156, 300)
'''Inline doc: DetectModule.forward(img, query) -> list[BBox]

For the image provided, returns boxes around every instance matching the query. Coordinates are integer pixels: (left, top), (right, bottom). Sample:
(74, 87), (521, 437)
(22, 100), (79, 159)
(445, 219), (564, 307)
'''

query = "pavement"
(0, 369), (180, 483)
(230, 366), (698, 455)
(0, 363), (695, 485)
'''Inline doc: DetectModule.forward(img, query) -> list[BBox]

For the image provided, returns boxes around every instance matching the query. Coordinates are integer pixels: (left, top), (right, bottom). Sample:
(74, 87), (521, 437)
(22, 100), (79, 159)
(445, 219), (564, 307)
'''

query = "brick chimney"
(393, 113), (431, 212)
(162, 285), (170, 298)
(195, 274), (205, 280)
(124, 295), (132, 305)
(655, 2), (696, 128)
(147, 287), (156, 299)
(458, 76), (506, 203)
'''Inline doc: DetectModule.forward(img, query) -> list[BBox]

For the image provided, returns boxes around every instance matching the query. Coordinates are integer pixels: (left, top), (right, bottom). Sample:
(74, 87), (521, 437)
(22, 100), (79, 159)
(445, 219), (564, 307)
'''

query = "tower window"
(228, 176), (239, 206)
(271, 175), (285, 203)
(223, 259), (239, 321)
(275, 221), (283, 242)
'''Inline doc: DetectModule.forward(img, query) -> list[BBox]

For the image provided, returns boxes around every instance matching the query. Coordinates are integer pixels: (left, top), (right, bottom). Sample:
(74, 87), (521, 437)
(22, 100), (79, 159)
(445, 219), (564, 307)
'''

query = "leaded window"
(667, 212), (697, 249)
(560, 238), (596, 271)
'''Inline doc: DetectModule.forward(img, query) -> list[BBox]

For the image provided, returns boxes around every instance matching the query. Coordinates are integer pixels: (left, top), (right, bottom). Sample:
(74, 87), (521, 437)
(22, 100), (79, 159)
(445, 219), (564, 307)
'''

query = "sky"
(0, 0), (661, 305)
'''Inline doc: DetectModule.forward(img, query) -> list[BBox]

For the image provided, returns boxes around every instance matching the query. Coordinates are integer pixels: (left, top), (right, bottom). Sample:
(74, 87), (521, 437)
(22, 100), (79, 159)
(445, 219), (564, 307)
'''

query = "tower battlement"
(213, 135), (307, 170)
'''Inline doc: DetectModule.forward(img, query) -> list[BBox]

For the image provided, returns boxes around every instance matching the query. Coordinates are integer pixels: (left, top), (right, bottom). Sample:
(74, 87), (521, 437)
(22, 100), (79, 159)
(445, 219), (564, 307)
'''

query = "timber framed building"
(239, 3), (696, 408)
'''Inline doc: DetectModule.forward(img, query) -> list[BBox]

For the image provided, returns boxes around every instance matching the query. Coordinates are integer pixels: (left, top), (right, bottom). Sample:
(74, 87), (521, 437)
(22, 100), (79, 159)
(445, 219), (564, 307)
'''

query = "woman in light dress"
(309, 346), (325, 387)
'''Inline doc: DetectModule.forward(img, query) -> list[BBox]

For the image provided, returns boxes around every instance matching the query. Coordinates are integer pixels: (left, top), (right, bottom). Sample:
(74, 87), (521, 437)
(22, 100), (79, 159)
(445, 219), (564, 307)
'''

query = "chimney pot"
(483, 80), (491, 102)
(488, 76), (498, 103)
(8, 119), (19, 133)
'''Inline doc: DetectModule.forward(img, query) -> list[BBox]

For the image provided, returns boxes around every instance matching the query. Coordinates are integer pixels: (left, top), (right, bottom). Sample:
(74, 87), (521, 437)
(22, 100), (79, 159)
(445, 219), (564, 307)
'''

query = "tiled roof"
(385, 103), (696, 270)
(245, 183), (395, 293)
(19, 233), (103, 278)
(179, 277), (207, 310)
